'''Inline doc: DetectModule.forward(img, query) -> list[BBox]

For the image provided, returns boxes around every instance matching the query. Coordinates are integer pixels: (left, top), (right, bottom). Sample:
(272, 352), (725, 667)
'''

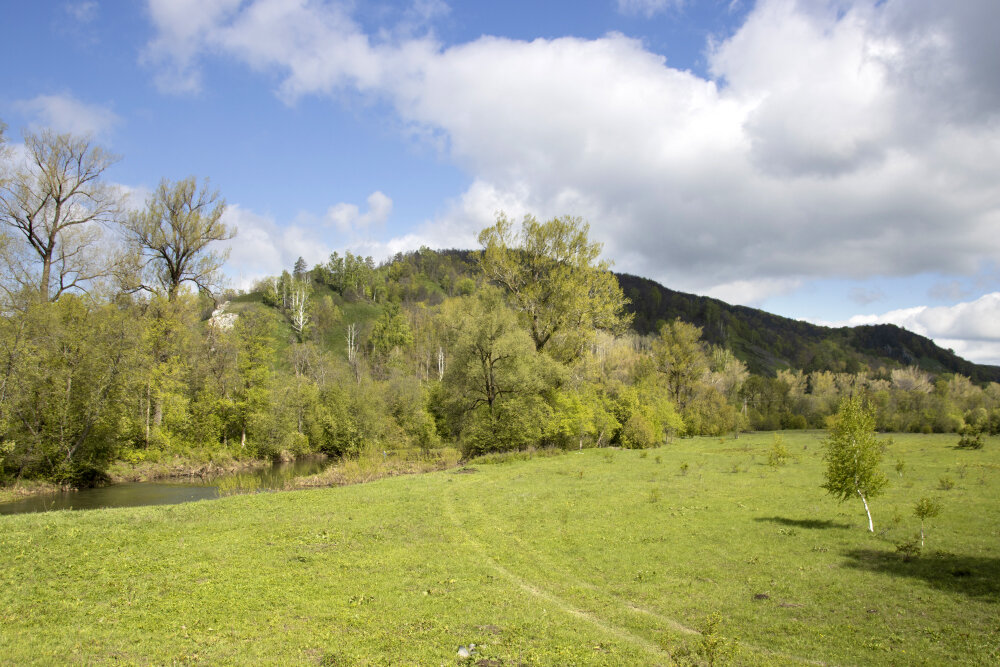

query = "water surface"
(0, 457), (329, 516)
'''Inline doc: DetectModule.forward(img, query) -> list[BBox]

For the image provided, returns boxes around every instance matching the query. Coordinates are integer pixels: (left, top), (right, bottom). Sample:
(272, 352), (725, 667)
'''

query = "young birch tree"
(821, 395), (889, 532)
(289, 279), (311, 340)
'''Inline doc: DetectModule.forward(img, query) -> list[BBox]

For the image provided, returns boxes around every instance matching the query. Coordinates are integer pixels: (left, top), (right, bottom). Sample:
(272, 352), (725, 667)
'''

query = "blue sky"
(2, 0), (1000, 364)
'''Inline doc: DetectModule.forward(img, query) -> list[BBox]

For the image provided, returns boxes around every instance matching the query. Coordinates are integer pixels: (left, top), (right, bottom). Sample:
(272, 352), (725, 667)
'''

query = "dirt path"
(443, 483), (827, 666)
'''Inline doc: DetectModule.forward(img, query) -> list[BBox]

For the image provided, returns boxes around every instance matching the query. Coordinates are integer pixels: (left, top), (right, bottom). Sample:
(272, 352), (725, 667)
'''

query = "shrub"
(767, 435), (790, 467)
(620, 413), (657, 449)
(956, 426), (984, 450)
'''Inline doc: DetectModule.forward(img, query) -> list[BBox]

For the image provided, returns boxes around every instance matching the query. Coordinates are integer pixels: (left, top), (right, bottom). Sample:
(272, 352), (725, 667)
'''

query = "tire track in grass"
(442, 489), (674, 662)
(447, 475), (827, 666)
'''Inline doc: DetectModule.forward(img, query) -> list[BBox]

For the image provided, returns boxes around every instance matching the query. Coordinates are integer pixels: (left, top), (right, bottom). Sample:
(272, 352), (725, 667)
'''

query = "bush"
(620, 413), (657, 449)
(767, 435), (790, 467)
(956, 425), (984, 450)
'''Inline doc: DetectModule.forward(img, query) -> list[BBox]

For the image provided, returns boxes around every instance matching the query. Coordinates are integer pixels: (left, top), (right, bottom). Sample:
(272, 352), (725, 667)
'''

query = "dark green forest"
(2, 127), (999, 488)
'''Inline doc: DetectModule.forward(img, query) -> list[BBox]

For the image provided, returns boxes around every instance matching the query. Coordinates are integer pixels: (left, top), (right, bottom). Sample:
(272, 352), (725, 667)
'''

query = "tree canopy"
(478, 214), (631, 363)
(821, 395), (889, 532)
(0, 130), (121, 302)
(123, 176), (232, 300)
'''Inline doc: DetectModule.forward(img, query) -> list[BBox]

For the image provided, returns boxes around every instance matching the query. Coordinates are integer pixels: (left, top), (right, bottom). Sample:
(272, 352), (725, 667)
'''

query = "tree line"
(1, 123), (997, 488)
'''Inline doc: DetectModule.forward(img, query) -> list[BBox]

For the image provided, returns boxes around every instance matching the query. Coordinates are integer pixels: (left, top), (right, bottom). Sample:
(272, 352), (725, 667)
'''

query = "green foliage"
(478, 213), (631, 362)
(914, 495), (942, 547)
(440, 288), (559, 456)
(697, 612), (738, 666)
(821, 395), (889, 531)
(618, 271), (1000, 384)
(654, 319), (709, 410)
(957, 423), (985, 449)
(620, 412), (657, 449)
(767, 434), (790, 467)
(0, 297), (139, 484)
(369, 303), (413, 371)
(6, 199), (1000, 490)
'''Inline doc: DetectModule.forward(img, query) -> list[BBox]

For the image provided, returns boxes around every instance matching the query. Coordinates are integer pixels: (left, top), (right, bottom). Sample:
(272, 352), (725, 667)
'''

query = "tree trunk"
(40, 254), (53, 302)
(858, 489), (874, 532)
(145, 381), (151, 447)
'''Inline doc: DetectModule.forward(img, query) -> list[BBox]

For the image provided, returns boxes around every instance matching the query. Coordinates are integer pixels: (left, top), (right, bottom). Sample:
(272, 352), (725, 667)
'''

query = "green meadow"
(1, 432), (997, 665)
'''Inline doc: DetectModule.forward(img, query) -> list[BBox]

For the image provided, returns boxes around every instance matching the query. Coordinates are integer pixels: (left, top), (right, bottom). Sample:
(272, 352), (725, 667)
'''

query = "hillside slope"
(616, 272), (1000, 381)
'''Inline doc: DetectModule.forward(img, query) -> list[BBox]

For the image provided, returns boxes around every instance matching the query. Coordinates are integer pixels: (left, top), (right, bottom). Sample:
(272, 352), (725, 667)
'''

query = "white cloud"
(705, 278), (802, 307)
(822, 293), (1000, 366)
(14, 93), (120, 137)
(616, 0), (684, 18)
(223, 204), (335, 288)
(65, 1), (98, 23)
(325, 191), (393, 234)
(142, 0), (243, 93)
(845, 293), (1000, 343)
(143, 0), (1000, 304)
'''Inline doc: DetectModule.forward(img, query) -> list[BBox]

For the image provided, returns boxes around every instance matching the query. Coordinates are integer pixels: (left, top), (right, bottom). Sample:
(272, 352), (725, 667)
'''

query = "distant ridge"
(615, 273), (1000, 382)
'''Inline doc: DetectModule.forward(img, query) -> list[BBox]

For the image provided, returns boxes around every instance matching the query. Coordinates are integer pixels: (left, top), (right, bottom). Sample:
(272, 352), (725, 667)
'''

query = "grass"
(1, 431), (997, 665)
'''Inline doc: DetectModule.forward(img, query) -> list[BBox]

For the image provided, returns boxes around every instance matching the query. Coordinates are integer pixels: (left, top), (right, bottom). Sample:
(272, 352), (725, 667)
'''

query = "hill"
(616, 272), (1000, 382)
(364, 249), (1000, 381)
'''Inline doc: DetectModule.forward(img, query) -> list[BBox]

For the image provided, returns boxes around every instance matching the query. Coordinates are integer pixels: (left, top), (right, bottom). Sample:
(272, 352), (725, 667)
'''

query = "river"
(0, 457), (329, 516)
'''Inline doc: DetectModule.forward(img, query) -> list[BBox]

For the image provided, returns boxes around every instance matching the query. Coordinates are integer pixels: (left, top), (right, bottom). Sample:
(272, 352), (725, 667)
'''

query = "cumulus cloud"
(223, 204), (335, 288)
(325, 191), (393, 234)
(14, 93), (120, 137)
(142, 0), (243, 93)
(143, 0), (1000, 303)
(706, 278), (802, 307)
(617, 0), (684, 18)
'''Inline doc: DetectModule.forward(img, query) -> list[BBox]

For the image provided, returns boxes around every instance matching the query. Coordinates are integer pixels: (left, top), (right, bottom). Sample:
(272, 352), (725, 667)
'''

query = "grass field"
(1, 431), (997, 665)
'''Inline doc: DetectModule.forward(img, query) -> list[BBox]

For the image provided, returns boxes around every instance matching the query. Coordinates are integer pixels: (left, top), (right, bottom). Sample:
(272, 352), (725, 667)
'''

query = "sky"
(2, 0), (999, 365)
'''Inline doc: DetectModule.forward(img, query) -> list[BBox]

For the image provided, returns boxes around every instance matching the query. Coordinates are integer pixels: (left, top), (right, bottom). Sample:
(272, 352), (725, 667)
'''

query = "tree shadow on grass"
(841, 549), (1000, 602)
(755, 516), (851, 530)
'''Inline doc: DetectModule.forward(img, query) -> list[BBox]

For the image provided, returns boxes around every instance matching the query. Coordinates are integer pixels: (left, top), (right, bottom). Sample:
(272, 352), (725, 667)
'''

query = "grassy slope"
(1, 433), (997, 665)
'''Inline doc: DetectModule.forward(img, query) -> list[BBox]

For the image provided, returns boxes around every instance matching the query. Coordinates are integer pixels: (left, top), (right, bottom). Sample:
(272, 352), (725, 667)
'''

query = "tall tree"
(124, 176), (232, 300)
(292, 256), (308, 280)
(442, 289), (557, 454)
(478, 214), (631, 362)
(0, 130), (121, 301)
(821, 395), (889, 532)
(654, 319), (709, 410)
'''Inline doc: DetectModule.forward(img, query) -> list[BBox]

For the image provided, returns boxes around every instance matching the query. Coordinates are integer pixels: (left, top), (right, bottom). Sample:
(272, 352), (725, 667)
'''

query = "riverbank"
(107, 454), (274, 483)
(285, 446), (462, 490)
(0, 479), (64, 504)
(0, 454), (283, 505)
(1, 447), (463, 507)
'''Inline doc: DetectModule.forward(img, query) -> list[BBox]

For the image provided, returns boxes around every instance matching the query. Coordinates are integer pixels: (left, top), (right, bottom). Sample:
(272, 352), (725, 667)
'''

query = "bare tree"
(289, 279), (310, 338)
(0, 130), (121, 301)
(123, 176), (233, 300)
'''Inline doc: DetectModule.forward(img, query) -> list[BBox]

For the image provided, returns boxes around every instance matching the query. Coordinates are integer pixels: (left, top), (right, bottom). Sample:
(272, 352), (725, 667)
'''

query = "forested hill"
(337, 249), (999, 382)
(615, 272), (1000, 382)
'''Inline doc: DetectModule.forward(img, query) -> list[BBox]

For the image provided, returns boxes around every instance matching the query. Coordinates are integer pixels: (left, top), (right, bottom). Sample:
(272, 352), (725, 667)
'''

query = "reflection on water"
(0, 457), (329, 516)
